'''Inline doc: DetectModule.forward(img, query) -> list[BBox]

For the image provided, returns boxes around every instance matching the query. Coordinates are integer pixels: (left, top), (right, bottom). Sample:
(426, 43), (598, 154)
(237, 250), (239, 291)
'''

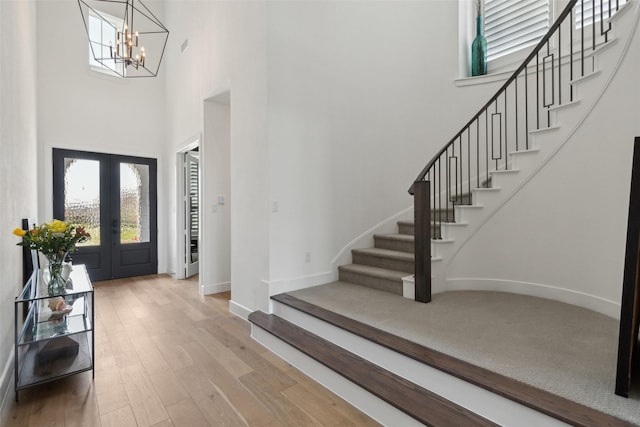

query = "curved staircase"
(337, 0), (637, 300)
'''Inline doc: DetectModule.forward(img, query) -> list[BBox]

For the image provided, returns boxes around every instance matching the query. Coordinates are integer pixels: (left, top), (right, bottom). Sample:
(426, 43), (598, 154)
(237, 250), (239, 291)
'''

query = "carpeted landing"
(285, 282), (640, 425)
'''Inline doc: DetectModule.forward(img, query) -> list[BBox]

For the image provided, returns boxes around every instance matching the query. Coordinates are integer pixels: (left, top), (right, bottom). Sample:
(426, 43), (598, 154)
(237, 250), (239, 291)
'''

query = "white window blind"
(574, 0), (621, 27)
(484, 0), (550, 62)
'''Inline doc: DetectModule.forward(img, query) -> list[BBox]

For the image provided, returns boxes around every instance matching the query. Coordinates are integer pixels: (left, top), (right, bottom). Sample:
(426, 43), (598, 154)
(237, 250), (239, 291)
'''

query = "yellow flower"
(46, 219), (68, 234)
(13, 228), (26, 237)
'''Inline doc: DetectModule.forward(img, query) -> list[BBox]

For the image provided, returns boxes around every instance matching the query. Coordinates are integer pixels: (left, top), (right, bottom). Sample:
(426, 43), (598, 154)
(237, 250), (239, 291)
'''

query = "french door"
(53, 149), (158, 281)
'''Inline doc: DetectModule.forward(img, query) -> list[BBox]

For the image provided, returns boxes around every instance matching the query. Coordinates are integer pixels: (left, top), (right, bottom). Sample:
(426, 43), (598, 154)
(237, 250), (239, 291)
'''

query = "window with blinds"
(484, 0), (551, 62)
(574, 0), (617, 27)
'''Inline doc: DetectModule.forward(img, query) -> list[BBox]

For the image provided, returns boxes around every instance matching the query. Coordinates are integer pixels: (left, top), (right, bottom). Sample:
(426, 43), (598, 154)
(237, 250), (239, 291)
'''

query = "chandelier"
(78, 0), (169, 78)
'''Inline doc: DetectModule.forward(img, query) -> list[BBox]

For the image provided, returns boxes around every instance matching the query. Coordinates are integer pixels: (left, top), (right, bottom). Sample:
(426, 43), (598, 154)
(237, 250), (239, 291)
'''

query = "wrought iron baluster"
(485, 109), (489, 184)
(476, 118), (480, 189)
(432, 175), (436, 239)
(558, 23), (562, 105)
(536, 52), (540, 129)
(581, 0), (585, 76)
(438, 158), (441, 236)
(525, 65), (529, 149)
(504, 91), (508, 170)
(467, 128), (471, 197)
(593, 0), (596, 51)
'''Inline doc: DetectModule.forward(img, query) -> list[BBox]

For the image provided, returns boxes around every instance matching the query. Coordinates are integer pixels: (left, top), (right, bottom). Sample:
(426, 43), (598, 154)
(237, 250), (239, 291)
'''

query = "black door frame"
(53, 148), (157, 281)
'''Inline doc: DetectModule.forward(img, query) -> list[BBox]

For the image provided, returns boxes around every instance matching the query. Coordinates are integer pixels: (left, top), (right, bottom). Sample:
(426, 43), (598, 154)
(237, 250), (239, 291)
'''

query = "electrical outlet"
(305, 251), (311, 263)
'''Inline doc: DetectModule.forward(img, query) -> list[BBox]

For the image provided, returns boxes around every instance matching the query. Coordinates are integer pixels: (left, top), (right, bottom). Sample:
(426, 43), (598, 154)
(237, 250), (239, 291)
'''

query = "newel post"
(413, 181), (431, 303)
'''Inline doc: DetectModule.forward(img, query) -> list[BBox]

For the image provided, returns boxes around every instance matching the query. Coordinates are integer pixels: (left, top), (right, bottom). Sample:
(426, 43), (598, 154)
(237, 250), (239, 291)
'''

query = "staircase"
(338, 0), (637, 300)
(337, 220), (415, 295)
(408, 0), (636, 301)
(337, 197), (474, 296)
(249, 0), (640, 425)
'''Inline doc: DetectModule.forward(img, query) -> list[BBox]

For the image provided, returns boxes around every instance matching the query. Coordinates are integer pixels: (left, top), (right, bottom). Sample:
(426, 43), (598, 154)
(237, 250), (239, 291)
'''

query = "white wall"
(0, 0), (38, 415)
(201, 98), (231, 294)
(163, 0), (268, 315)
(447, 5), (640, 317)
(265, 1), (498, 291)
(36, 0), (167, 273)
(162, 0), (501, 315)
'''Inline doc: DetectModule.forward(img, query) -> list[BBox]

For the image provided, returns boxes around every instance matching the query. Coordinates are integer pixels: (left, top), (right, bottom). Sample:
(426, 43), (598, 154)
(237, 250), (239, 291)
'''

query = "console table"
(14, 264), (94, 401)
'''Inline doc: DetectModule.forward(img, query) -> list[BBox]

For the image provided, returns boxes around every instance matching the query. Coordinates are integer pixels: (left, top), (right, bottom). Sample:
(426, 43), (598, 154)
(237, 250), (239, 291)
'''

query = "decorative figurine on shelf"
(48, 296), (73, 320)
(13, 219), (90, 296)
(471, 0), (488, 76)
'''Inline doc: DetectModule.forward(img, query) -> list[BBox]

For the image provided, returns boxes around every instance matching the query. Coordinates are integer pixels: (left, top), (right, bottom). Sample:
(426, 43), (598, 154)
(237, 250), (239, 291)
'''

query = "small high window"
(87, 11), (120, 76)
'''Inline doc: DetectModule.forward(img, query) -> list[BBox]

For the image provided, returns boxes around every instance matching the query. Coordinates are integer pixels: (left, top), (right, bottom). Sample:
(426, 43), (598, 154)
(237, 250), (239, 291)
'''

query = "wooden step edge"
(248, 310), (498, 427)
(270, 293), (634, 427)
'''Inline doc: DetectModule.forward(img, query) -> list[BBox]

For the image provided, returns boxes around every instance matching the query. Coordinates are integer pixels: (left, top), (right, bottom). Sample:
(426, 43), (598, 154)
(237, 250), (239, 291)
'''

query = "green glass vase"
(44, 252), (70, 296)
(471, 15), (487, 76)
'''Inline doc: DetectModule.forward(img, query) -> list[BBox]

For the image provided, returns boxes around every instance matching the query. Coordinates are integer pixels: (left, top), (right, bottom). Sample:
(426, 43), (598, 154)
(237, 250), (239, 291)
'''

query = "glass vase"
(471, 15), (487, 76)
(44, 252), (70, 296)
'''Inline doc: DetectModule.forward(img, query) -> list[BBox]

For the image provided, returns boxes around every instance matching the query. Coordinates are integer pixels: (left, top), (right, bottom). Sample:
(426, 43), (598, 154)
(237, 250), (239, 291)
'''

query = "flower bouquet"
(13, 219), (91, 297)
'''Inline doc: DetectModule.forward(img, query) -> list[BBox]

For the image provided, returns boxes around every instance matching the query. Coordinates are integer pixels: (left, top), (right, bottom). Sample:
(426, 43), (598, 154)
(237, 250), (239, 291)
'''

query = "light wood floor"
(4, 274), (380, 427)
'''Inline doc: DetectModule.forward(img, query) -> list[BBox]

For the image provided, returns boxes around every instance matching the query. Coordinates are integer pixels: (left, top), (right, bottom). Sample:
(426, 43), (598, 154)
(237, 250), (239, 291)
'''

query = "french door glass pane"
(120, 163), (150, 244)
(64, 158), (100, 246)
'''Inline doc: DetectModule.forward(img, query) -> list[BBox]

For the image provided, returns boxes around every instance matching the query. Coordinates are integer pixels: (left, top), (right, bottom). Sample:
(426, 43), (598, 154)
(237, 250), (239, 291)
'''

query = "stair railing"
(410, 0), (627, 303)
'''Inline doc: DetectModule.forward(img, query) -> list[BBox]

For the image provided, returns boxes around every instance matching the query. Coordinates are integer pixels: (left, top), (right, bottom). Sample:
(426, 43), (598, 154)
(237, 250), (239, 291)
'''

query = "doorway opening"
(184, 147), (200, 278)
(176, 138), (200, 281)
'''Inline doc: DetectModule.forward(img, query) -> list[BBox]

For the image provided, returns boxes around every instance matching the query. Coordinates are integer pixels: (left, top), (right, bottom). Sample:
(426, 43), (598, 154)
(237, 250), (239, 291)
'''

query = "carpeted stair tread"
(352, 247), (414, 262)
(374, 233), (415, 242)
(338, 264), (408, 281)
(374, 233), (415, 253)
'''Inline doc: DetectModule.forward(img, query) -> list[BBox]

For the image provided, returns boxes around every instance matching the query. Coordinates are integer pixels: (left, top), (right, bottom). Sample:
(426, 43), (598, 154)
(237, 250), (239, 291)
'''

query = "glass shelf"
(16, 264), (93, 303)
(18, 300), (92, 346)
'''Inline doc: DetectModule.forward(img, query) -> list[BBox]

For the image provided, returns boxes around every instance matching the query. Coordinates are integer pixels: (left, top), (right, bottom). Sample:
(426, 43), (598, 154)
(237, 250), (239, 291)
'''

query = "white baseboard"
(200, 281), (231, 296)
(229, 299), (252, 320)
(266, 271), (335, 297)
(446, 278), (621, 319)
(0, 349), (14, 427)
(264, 271), (336, 313)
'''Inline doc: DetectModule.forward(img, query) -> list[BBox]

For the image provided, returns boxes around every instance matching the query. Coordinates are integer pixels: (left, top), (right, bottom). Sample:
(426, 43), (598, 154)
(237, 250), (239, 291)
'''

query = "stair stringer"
(252, 298), (566, 426)
(435, 0), (640, 317)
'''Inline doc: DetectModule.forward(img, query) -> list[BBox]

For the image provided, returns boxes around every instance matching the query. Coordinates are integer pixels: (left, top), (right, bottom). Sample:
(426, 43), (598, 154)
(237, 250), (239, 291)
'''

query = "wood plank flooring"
(3, 274), (380, 427)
